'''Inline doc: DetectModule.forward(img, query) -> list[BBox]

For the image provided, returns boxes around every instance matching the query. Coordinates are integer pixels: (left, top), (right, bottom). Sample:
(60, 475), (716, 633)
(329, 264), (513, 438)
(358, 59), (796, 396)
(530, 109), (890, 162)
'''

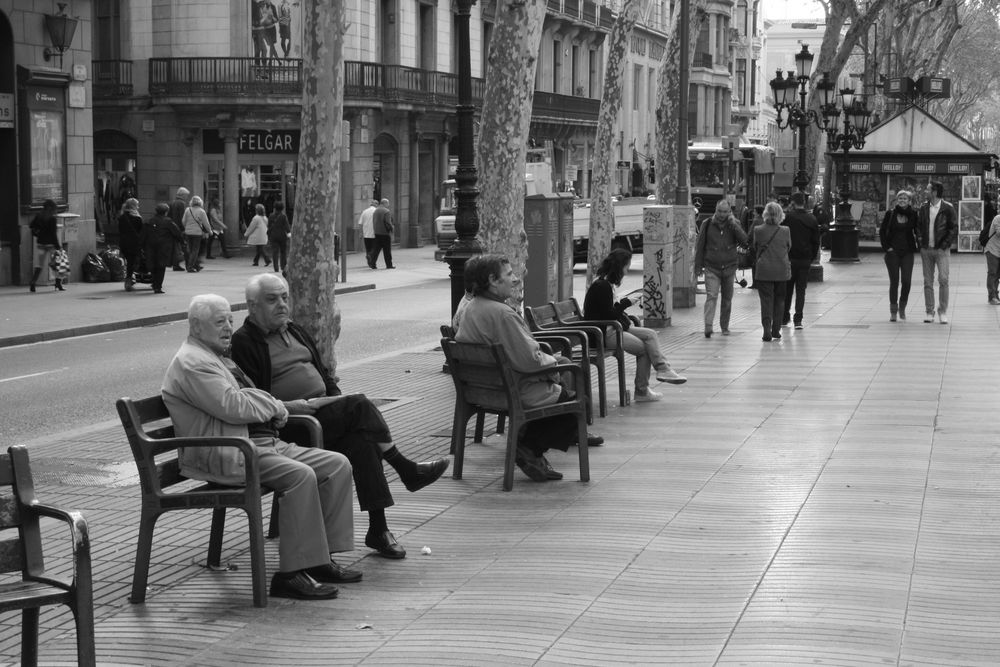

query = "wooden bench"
(116, 395), (321, 608)
(441, 339), (589, 491)
(550, 297), (628, 408)
(0, 445), (95, 667)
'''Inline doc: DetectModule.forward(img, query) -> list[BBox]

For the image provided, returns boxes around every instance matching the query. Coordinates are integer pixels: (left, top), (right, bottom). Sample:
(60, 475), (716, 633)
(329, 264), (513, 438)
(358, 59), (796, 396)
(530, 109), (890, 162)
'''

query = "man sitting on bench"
(231, 273), (449, 560)
(162, 294), (361, 601)
(454, 254), (604, 482)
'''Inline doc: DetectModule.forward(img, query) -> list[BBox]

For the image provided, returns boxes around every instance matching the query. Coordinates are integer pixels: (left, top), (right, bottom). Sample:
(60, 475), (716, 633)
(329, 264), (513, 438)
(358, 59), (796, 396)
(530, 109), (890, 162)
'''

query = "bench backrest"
(523, 303), (560, 331)
(551, 298), (582, 323)
(441, 340), (519, 414)
(0, 447), (43, 576)
(116, 396), (185, 496)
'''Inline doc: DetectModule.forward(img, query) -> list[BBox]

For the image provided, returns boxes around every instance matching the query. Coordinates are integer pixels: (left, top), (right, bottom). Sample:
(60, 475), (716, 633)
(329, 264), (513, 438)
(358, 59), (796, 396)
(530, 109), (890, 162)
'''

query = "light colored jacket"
(161, 338), (287, 485)
(244, 215), (269, 245)
(454, 294), (562, 407)
(182, 205), (212, 236)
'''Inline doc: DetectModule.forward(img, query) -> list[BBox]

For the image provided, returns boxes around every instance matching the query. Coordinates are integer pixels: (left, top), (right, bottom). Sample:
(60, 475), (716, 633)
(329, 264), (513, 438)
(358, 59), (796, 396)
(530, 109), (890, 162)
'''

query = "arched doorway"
(0, 10), (18, 282)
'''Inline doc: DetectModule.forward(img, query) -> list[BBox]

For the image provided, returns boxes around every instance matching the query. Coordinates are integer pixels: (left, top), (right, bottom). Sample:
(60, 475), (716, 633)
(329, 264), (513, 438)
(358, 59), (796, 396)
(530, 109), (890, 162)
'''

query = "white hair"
(245, 272), (289, 304)
(187, 294), (230, 328)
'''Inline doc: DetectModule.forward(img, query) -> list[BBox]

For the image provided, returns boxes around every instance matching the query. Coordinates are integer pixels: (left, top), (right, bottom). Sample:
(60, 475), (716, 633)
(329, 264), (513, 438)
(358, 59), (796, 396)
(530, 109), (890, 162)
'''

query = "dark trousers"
(120, 243), (140, 280)
(884, 251), (914, 307)
(519, 388), (581, 456)
(270, 239), (288, 272)
(987, 252), (1000, 301)
(756, 280), (787, 334)
(363, 237), (375, 266)
(314, 394), (394, 512)
(372, 234), (393, 268)
(783, 258), (812, 323)
(252, 245), (270, 265)
(172, 240), (185, 269)
(205, 234), (229, 258)
(185, 235), (203, 270)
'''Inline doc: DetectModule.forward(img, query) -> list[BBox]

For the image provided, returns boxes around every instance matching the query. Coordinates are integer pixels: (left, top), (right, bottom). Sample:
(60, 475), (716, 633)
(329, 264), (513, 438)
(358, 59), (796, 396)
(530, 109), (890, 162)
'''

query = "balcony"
(532, 90), (600, 124)
(343, 61), (484, 106)
(92, 60), (133, 98)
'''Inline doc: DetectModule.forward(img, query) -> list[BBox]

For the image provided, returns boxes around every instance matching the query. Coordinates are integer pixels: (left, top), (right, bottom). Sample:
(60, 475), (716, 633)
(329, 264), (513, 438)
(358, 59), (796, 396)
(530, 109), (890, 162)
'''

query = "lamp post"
(822, 88), (872, 262)
(769, 45), (836, 281)
(444, 0), (482, 316)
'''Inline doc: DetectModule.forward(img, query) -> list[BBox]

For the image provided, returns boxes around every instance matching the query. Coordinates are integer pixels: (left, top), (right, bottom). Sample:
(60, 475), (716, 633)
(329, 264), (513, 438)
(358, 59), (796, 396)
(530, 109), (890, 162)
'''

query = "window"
(736, 0), (747, 36)
(633, 64), (642, 111)
(94, 0), (121, 60)
(553, 41), (562, 93)
(736, 58), (747, 105)
(589, 49), (599, 97)
(417, 3), (435, 71)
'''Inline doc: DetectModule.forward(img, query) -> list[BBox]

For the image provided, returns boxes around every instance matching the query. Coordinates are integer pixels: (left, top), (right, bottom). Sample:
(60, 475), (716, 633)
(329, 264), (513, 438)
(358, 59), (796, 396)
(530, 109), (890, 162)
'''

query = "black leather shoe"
(539, 455), (563, 480)
(304, 559), (363, 584)
(365, 530), (407, 559)
(270, 571), (339, 600)
(514, 446), (548, 482)
(586, 434), (604, 447)
(403, 458), (450, 492)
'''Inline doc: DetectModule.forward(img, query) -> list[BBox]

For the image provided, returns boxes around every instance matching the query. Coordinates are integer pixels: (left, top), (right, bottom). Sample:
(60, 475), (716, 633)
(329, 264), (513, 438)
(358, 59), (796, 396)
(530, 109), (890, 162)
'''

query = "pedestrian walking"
(916, 181), (957, 324)
(982, 211), (1000, 304)
(694, 200), (747, 337)
(879, 190), (920, 320)
(753, 202), (791, 342)
(205, 198), (230, 259)
(357, 199), (378, 269)
(28, 199), (64, 292)
(182, 196), (212, 272)
(118, 198), (144, 291)
(168, 187), (190, 271)
(139, 203), (184, 294)
(781, 191), (821, 329)
(244, 203), (271, 267)
(371, 199), (395, 269)
(268, 201), (291, 275)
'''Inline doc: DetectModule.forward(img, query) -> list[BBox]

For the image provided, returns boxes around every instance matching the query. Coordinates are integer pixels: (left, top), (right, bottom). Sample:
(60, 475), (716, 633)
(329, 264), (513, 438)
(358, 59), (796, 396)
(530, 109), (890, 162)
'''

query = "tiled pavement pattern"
(3, 252), (1000, 665)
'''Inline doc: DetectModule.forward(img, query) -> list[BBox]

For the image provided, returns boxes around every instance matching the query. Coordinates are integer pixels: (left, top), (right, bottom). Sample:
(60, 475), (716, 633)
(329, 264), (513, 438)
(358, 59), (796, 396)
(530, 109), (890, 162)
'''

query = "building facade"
(1, 1), (97, 287)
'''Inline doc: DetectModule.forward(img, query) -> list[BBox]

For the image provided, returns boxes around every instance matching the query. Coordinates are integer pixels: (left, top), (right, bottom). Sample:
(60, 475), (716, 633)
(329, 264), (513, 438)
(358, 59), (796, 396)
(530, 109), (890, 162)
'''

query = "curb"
(0, 282), (376, 349)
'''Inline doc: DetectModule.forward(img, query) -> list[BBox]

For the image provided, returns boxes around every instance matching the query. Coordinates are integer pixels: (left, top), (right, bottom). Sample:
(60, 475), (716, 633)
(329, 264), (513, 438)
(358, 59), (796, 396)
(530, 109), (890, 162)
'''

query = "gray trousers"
(920, 248), (950, 315)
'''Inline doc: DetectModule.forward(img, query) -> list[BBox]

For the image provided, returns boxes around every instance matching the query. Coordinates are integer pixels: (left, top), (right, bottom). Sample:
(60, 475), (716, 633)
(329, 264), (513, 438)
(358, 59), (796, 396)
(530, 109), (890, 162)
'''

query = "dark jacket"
(583, 278), (631, 330)
(879, 205), (920, 254)
(230, 318), (342, 397)
(372, 206), (393, 235)
(782, 208), (821, 260)
(30, 211), (61, 247)
(118, 211), (143, 251)
(916, 199), (957, 250)
(139, 214), (184, 265)
(267, 212), (291, 243)
(694, 214), (748, 272)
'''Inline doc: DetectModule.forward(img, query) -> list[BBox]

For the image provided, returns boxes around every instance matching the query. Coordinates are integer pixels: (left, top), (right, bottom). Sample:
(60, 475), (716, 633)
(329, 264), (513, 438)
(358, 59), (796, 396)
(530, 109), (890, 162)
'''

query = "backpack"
(979, 223), (994, 249)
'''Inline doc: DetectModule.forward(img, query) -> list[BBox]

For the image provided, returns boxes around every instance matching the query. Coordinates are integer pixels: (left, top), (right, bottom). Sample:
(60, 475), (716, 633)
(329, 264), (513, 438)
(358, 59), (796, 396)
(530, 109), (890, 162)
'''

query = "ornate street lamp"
(444, 0), (483, 316)
(823, 88), (872, 262)
(43, 3), (78, 68)
(769, 44), (837, 280)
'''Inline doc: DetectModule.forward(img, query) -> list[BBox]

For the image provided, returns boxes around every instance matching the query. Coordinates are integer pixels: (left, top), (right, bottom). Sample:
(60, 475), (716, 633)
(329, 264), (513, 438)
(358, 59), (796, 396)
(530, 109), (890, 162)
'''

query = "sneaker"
(721, 329), (731, 336)
(634, 389), (663, 402)
(514, 446), (548, 482)
(939, 313), (948, 324)
(990, 298), (1000, 305)
(794, 322), (803, 330)
(924, 313), (934, 323)
(704, 330), (712, 338)
(656, 367), (687, 384)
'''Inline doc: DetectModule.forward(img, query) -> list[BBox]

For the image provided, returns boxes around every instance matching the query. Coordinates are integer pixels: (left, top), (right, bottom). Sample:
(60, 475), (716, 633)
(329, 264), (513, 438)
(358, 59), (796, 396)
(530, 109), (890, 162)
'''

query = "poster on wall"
(959, 200), (984, 253)
(962, 175), (981, 201)
(29, 110), (65, 203)
(250, 0), (302, 60)
(18, 67), (69, 210)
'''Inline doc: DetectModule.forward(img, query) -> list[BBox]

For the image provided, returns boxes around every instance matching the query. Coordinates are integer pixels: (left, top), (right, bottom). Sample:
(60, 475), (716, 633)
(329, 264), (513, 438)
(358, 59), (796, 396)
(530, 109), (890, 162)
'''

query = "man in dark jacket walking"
(168, 187), (190, 271)
(781, 192), (821, 329)
(916, 180), (958, 323)
(371, 199), (395, 269)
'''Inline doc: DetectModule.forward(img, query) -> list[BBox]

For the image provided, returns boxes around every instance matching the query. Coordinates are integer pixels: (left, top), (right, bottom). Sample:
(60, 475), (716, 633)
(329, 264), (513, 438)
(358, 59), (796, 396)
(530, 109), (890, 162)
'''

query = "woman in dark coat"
(139, 203), (184, 294)
(753, 201), (792, 341)
(878, 190), (920, 321)
(118, 198), (144, 291)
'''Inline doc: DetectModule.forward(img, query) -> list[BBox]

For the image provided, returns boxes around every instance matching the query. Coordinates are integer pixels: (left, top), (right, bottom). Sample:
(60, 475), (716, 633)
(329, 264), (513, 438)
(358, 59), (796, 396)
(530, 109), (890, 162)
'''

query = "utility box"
(523, 192), (574, 308)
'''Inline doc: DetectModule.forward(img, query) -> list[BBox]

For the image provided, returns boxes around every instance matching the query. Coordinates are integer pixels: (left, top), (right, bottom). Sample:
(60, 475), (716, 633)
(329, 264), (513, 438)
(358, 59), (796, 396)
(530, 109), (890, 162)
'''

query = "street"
(0, 276), (453, 449)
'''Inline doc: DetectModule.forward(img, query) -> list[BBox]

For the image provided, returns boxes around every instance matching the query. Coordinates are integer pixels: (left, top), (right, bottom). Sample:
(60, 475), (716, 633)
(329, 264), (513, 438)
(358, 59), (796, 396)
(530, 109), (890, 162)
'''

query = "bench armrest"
(140, 435), (261, 488)
(517, 362), (587, 401)
(24, 504), (91, 587)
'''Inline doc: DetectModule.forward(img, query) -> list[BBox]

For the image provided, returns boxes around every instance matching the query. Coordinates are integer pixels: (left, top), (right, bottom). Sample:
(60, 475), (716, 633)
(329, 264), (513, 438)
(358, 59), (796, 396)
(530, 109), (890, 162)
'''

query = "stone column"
(408, 125), (422, 248)
(671, 205), (697, 308)
(219, 128), (241, 252)
(642, 205), (675, 328)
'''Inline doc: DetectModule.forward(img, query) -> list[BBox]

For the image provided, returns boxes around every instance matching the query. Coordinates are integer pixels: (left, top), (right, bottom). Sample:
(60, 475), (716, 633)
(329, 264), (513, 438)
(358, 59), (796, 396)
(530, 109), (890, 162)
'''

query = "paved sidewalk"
(3, 250), (1000, 666)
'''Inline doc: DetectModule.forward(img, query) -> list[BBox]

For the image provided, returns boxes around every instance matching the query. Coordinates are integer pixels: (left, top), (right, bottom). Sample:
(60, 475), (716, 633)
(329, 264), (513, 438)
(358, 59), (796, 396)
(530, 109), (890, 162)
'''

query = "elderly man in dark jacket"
(230, 273), (448, 560)
(139, 203), (184, 294)
(694, 200), (748, 337)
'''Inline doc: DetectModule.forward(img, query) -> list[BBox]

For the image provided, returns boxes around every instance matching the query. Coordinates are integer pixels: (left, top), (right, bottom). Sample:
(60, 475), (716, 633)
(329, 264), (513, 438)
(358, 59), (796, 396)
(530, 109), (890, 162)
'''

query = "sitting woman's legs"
(608, 329), (651, 392)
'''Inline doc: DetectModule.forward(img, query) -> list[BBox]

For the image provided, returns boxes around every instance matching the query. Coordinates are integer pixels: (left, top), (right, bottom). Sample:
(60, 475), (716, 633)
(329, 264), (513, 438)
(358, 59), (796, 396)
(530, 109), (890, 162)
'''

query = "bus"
(689, 141), (775, 225)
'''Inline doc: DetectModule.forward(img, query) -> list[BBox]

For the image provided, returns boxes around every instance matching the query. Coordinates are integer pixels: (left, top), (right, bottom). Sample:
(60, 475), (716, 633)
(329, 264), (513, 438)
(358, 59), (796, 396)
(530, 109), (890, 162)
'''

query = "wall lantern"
(43, 3), (79, 67)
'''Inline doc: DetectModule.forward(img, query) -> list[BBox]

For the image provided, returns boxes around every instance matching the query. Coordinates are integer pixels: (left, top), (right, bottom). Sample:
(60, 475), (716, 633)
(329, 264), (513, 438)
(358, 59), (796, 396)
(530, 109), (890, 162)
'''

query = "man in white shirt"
(916, 181), (957, 323)
(356, 200), (378, 269)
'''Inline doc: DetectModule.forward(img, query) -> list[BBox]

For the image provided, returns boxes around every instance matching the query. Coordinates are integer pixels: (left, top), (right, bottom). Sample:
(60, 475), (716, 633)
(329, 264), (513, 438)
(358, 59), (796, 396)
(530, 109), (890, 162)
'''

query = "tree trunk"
(587, 0), (644, 286)
(476, 0), (549, 308)
(288, 0), (344, 374)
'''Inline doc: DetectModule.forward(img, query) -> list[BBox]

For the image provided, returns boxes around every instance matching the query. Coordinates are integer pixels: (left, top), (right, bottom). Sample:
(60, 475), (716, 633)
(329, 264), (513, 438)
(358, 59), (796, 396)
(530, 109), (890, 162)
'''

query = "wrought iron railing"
(149, 57), (303, 96)
(92, 60), (133, 98)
